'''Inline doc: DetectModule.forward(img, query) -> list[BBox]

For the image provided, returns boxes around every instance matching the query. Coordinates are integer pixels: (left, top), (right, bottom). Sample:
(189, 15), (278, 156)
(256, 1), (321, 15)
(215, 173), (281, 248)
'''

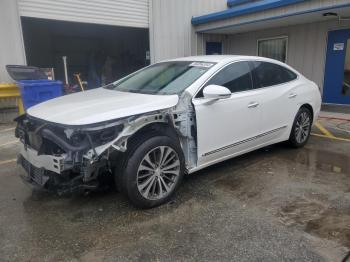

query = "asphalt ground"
(0, 118), (349, 262)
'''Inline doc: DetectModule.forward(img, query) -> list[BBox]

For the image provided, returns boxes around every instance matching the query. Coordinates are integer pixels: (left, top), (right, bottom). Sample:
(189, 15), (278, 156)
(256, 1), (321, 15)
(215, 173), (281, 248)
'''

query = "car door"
(192, 61), (263, 167)
(249, 61), (300, 144)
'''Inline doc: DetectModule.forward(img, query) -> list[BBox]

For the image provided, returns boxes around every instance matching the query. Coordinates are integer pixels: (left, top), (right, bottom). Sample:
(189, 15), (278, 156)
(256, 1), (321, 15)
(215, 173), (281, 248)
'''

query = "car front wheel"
(288, 107), (312, 147)
(119, 135), (185, 208)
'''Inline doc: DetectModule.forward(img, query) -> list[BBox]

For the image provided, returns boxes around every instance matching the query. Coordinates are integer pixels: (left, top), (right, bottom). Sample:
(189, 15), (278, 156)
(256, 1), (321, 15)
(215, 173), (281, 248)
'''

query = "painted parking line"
(311, 133), (350, 142)
(319, 116), (350, 122)
(0, 158), (17, 166)
(314, 121), (336, 138)
(0, 140), (19, 147)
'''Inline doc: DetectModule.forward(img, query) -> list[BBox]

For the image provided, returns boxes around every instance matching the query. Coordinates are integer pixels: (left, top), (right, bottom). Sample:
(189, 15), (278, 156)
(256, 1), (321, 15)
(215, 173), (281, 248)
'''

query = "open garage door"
(21, 17), (150, 89)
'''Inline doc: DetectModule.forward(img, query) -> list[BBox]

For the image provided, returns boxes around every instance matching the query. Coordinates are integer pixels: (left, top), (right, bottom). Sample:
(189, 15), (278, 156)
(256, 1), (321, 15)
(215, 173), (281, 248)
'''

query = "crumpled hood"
(27, 88), (179, 126)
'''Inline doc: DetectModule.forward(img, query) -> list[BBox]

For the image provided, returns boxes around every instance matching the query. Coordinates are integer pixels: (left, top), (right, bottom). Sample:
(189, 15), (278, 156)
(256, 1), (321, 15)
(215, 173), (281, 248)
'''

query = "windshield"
(106, 61), (215, 95)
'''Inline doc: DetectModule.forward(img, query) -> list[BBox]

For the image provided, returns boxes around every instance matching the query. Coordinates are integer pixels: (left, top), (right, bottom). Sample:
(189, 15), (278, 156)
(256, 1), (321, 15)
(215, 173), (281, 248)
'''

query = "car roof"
(168, 55), (239, 63)
(163, 55), (300, 75)
(165, 55), (283, 64)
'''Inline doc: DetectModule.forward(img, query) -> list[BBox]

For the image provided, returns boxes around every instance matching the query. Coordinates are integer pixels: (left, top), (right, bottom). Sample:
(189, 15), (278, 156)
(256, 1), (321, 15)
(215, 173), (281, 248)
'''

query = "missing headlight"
(98, 125), (123, 144)
(70, 124), (124, 147)
(71, 133), (86, 146)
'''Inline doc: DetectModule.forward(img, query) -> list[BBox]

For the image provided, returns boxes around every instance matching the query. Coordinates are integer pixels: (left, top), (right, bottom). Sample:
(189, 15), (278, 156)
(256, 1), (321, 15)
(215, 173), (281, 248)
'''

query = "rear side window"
(250, 61), (297, 88)
(199, 61), (252, 97)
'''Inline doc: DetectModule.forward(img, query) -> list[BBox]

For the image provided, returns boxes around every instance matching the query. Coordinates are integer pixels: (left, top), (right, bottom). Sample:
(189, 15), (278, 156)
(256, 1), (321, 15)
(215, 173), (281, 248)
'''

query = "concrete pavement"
(0, 119), (349, 262)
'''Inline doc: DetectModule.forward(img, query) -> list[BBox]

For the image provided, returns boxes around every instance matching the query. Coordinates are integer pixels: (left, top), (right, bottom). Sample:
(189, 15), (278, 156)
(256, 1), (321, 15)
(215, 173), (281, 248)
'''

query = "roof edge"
(227, 0), (253, 8)
(195, 2), (350, 33)
(192, 0), (307, 26)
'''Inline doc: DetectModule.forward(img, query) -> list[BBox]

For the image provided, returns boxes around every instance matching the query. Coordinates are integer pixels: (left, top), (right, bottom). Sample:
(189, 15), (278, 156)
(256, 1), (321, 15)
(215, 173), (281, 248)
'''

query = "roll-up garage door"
(18, 0), (149, 28)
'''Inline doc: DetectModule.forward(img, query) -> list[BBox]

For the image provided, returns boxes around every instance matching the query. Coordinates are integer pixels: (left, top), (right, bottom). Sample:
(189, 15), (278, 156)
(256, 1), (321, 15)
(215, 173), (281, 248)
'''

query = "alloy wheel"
(136, 146), (181, 200)
(295, 112), (311, 144)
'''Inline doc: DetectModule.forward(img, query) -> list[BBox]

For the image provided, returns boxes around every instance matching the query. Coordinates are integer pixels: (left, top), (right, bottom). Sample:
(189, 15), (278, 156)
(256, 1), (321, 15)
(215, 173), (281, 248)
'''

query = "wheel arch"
(113, 121), (185, 202)
(128, 122), (181, 145)
(300, 103), (314, 122)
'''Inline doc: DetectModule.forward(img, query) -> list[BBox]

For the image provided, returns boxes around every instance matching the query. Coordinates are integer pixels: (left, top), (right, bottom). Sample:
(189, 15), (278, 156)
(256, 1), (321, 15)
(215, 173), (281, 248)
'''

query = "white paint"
(28, 56), (321, 170)
(193, 87), (264, 166)
(202, 85), (231, 99)
(188, 56), (321, 172)
(27, 88), (179, 125)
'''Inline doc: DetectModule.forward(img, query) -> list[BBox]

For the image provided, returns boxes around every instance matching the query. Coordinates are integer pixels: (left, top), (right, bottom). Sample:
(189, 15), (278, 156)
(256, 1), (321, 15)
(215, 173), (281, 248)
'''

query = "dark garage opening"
(21, 17), (150, 89)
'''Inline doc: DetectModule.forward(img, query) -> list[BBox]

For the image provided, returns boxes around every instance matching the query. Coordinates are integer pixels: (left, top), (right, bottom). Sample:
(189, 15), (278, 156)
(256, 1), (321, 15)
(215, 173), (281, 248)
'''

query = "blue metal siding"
(227, 0), (252, 7)
(192, 0), (307, 25)
(323, 29), (350, 105)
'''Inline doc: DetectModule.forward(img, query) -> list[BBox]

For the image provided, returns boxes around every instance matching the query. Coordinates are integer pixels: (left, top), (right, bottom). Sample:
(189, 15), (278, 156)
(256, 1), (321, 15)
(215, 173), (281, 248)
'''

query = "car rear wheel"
(119, 135), (185, 208)
(288, 107), (312, 148)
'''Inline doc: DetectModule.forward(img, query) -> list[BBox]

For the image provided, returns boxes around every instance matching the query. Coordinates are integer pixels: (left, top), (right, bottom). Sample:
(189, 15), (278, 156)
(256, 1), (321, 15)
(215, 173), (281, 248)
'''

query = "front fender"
(85, 111), (173, 160)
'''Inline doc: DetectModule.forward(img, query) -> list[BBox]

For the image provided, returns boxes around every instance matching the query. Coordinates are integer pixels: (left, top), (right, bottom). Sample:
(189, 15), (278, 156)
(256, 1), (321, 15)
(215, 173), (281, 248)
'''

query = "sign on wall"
(333, 43), (345, 51)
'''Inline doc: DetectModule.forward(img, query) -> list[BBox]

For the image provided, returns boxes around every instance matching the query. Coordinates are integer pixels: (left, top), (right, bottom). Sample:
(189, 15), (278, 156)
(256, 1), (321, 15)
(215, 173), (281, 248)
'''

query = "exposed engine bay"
(15, 93), (198, 194)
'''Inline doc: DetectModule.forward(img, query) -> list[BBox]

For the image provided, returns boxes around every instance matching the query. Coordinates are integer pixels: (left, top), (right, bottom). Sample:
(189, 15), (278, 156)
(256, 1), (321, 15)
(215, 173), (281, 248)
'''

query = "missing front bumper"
(18, 154), (50, 188)
(17, 154), (99, 194)
(19, 143), (65, 174)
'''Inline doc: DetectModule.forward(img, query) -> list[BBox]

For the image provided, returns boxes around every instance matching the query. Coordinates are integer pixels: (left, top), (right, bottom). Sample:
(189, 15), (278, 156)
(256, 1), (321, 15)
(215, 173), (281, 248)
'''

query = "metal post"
(62, 56), (69, 85)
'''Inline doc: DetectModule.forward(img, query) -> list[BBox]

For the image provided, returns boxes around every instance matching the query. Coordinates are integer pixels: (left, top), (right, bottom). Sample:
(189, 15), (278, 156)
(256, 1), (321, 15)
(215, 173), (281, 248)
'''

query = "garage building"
(1, 0), (350, 106)
(1, 0), (150, 88)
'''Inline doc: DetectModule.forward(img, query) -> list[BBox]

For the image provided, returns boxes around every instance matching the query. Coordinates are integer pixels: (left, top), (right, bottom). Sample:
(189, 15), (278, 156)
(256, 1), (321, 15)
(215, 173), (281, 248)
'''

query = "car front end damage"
(15, 109), (184, 194)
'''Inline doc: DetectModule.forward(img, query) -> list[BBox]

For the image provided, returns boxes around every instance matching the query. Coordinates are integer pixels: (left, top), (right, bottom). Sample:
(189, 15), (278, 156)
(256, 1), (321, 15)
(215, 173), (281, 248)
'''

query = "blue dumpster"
(17, 80), (63, 110)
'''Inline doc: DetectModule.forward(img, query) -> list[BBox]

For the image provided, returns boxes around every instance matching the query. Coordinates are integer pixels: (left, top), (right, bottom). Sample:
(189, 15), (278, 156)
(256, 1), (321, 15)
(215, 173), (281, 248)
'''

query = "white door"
(249, 61), (300, 143)
(193, 61), (262, 167)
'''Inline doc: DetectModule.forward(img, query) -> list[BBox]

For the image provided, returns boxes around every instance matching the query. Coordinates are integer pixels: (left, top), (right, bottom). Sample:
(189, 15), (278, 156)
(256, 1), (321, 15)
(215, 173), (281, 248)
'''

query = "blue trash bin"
(17, 80), (63, 110)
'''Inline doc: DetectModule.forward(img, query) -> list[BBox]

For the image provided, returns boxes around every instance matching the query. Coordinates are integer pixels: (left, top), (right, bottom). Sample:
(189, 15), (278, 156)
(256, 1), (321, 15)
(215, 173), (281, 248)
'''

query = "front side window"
(106, 61), (214, 95)
(258, 37), (288, 62)
(197, 61), (253, 97)
(251, 61), (298, 88)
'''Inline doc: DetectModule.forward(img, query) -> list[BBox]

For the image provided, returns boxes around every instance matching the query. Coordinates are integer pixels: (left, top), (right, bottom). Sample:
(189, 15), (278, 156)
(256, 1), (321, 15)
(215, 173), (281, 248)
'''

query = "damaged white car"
(16, 55), (321, 208)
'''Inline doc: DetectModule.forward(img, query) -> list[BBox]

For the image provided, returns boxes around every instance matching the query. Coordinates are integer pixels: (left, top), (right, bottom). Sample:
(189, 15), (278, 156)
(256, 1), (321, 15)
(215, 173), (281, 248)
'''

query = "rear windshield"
(105, 61), (215, 95)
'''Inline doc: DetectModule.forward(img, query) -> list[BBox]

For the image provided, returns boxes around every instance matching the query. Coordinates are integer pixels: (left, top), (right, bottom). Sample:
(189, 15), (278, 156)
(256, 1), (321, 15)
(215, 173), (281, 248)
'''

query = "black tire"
(288, 107), (312, 148)
(117, 134), (185, 209)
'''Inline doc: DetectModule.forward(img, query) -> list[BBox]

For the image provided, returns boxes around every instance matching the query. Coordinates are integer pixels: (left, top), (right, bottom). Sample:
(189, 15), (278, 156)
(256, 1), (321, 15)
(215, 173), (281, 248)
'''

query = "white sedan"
(15, 55), (321, 208)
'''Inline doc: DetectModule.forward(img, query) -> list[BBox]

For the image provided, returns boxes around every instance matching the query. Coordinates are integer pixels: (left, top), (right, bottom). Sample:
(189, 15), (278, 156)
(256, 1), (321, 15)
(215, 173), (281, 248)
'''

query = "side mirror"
(203, 85), (231, 100)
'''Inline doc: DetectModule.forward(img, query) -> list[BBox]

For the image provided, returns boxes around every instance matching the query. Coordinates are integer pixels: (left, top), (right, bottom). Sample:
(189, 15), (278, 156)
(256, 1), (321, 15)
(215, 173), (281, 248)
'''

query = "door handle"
(288, 93), (297, 99)
(247, 102), (259, 108)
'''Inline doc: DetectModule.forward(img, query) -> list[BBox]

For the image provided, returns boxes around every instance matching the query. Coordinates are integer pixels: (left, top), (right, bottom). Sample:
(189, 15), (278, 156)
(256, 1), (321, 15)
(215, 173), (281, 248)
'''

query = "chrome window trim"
(193, 59), (254, 99)
(192, 59), (299, 100)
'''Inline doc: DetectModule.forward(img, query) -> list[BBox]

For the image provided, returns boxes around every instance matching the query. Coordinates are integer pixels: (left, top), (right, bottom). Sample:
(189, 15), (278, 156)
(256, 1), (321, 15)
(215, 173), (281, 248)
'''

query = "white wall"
(0, 0), (26, 83)
(212, 20), (350, 91)
(149, 0), (227, 63)
(149, 0), (350, 92)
